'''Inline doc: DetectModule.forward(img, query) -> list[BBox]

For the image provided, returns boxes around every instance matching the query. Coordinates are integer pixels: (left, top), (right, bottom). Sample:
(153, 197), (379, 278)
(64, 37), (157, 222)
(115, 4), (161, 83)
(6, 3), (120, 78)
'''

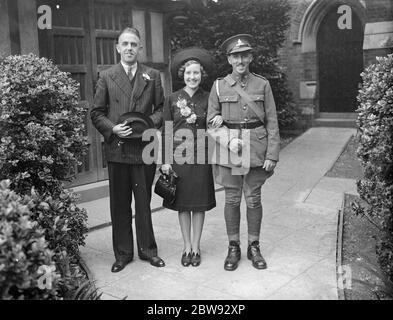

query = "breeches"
(213, 165), (272, 237)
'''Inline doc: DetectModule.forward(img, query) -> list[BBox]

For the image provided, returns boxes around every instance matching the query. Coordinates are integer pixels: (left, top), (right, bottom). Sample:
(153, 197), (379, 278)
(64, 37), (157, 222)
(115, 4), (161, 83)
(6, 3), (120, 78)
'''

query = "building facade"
(1, 0), (392, 186)
(278, 0), (393, 124)
(0, 0), (183, 186)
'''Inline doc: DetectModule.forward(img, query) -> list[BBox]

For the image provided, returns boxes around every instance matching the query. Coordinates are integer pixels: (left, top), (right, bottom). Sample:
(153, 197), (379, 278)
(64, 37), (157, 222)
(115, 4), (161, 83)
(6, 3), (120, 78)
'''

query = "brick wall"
(366, 0), (393, 22)
(278, 0), (316, 119)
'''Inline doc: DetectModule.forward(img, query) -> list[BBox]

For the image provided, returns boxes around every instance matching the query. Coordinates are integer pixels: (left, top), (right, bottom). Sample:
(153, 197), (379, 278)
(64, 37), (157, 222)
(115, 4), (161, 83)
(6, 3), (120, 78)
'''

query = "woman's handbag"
(154, 168), (178, 205)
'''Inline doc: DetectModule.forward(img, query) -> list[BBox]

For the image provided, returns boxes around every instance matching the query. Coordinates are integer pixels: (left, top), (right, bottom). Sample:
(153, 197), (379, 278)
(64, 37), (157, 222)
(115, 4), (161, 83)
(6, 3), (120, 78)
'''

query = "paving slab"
(79, 127), (357, 300)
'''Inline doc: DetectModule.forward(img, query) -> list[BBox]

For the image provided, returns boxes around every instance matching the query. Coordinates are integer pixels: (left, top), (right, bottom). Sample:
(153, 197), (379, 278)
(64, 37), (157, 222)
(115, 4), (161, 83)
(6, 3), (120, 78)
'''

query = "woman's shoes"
(191, 251), (201, 267)
(181, 250), (201, 267)
(181, 252), (192, 267)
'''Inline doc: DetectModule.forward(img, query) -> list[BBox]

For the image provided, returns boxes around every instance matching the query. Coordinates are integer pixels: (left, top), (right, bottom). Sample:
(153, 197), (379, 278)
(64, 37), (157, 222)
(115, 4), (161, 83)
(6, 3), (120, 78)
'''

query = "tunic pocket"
(251, 126), (268, 165)
(255, 126), (267, 139)
(249, 94), (265, 120)
(219, 95), (238, 121)
(250, 94), (264, 102)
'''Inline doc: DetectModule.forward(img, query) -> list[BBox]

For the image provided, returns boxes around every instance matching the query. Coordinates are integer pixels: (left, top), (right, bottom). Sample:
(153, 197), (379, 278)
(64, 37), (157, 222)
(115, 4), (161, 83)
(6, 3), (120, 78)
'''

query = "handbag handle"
(159, 167), (178, 179)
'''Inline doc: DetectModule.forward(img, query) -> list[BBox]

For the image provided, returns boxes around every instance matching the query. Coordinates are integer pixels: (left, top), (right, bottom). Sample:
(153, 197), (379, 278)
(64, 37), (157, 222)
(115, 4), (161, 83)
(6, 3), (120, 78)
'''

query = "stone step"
(71, 175), (224, 204)
(70, 180), (109, 204)
(318, 112), (358, 119)
(313, 118), (358, 128)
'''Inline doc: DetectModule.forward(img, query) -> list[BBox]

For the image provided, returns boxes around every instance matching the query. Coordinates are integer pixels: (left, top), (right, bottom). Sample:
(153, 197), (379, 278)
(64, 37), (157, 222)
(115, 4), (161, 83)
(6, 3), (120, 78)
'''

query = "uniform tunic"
(162, 88), (216, 212)
(206, 72), (280, 195)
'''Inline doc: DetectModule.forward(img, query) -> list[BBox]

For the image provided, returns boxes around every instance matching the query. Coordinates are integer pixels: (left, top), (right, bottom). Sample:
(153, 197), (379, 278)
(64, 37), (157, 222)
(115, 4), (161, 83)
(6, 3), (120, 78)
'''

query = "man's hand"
(210, 115), (223, 128)
(263, 159), (276, 172)
(161, 164), (172, 175)
(113, 121), (133, 138)
(229, 138), (244, 154)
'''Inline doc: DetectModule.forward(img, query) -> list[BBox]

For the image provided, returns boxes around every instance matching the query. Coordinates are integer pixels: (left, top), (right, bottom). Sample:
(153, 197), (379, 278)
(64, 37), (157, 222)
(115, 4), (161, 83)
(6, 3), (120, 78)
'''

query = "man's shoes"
(224, 241), (241, 271)
(111, 259), (131, 273)
(247, 241), (267, 269)
(191, 251), (201, 267)
(181, 252), (192, 267)
(139, 254), (166, 267)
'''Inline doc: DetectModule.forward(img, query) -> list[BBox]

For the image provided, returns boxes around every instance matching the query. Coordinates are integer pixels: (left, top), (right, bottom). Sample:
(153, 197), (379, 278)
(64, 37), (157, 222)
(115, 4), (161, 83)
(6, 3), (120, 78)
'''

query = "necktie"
(127, 66), (134, 81)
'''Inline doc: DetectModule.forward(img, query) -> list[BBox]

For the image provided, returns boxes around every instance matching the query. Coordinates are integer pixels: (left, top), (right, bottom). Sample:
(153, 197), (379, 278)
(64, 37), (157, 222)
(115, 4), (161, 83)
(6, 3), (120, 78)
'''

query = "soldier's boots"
(224, 241), (241, 271)
(247, 241), (267, 270)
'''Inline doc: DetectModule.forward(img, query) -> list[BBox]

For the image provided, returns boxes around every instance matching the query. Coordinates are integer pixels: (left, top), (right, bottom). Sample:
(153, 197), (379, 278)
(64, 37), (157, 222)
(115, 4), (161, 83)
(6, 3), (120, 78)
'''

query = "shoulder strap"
(223, 77), (265, 125)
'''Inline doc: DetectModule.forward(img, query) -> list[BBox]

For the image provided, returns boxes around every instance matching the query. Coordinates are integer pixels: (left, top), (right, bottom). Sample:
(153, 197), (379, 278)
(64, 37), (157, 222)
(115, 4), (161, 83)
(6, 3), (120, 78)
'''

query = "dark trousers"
(108, 162), (157, 262)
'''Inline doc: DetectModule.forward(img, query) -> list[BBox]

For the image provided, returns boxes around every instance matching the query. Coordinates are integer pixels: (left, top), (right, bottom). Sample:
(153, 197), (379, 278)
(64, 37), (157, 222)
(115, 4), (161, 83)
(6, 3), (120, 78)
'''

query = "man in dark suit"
(90, 27), (165, 272)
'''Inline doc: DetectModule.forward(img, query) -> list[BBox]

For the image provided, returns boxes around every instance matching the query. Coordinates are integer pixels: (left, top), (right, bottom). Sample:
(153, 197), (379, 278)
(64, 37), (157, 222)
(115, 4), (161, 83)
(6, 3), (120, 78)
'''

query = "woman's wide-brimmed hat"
(170, 47), (214, 79)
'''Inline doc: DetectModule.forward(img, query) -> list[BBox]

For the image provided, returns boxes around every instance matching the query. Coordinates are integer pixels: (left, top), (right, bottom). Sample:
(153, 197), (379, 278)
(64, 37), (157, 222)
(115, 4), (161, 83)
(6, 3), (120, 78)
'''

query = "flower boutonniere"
(186, 113), (197, 124)
(142, 73), (151, 81)
(176, 98), (197, 124)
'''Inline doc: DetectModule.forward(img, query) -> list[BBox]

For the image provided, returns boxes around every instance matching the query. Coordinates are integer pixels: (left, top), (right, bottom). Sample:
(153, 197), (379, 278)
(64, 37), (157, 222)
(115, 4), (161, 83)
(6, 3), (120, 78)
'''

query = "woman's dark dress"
(162, 88), (216, 212)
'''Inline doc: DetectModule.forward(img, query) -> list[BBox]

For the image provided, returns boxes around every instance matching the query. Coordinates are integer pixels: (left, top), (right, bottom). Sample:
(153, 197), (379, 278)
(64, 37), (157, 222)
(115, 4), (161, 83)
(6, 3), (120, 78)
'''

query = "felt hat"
(117, 112), (155, 139)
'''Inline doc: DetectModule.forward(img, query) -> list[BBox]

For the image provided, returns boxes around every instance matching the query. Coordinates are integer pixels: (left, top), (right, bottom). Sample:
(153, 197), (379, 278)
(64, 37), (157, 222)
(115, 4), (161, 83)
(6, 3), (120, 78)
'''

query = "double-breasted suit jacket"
(91, 63), (164, 164)
(90, 63), (164, 262)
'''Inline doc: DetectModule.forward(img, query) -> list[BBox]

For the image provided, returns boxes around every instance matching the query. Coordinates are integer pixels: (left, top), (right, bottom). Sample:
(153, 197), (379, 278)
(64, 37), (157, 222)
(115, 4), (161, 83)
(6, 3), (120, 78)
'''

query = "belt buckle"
(240, 122), (247, 129)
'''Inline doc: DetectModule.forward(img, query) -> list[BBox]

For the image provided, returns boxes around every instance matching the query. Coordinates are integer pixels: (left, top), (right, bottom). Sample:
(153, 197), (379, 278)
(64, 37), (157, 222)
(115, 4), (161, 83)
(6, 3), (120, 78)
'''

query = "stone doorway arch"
(295, 0), (366, 115)
(317, 5), (364, 112)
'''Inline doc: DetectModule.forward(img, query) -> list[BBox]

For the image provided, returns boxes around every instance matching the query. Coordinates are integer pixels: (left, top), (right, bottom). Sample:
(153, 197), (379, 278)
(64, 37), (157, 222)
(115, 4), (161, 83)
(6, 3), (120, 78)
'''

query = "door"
(317, 5), (364, 113)
(37, 0), (98, 186)
(37, 0), (139, 185)
(37, 0), (168, 186)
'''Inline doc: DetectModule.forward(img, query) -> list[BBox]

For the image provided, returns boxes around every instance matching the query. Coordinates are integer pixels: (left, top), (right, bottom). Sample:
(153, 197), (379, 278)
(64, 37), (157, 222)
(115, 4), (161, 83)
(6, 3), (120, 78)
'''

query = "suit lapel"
(110, 64), (133, 99)
(129, 64), (148, 111)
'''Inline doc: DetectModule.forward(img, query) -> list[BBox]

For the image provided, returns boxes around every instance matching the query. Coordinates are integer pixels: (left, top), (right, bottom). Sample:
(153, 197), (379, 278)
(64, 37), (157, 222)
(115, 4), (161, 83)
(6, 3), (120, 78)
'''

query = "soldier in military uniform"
(207, 34), (280, 271)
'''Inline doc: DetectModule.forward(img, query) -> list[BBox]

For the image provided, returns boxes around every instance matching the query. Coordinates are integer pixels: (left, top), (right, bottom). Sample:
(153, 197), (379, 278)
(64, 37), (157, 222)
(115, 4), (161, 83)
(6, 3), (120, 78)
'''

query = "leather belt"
(223, 120), (263, 129)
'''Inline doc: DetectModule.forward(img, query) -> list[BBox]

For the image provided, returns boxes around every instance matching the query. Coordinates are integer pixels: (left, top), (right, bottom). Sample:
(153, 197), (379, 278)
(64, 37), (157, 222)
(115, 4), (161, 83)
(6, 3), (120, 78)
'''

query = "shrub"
(170, 0), (298, 129)
(0, 178), (90, 299)
(28, 188), (88, 261)
(0, 54), (90, 299)
(355, 54), (393, 280)
(0, 54), (89, 196)
(0, 180), (60, 300)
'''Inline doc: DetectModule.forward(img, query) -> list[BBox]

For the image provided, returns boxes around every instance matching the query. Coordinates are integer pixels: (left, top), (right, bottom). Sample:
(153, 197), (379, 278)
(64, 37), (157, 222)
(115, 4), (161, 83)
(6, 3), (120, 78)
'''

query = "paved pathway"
(79, 127), (358, 300)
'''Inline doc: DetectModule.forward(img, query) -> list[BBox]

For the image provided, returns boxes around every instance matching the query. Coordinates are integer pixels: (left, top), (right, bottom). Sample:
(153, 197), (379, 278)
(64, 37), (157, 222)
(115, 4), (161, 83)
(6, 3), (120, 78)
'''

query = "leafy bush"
(355, 54), (393, 280)
(28, 188), (88, 260)
(0, 180), (60, 300)
(0, 54), (90, 299)
(0, 54), (88, 196)
(170, 0), (298, 129)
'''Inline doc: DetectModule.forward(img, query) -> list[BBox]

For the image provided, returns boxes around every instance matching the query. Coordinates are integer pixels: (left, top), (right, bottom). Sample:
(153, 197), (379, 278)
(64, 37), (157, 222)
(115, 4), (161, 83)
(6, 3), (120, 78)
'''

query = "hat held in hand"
(117, 112), (155, 140)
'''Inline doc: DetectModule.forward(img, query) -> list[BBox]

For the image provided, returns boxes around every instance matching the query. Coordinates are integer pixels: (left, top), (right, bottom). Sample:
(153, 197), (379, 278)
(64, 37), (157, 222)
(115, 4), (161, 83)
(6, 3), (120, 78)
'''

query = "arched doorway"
(317, 5), (364, 113)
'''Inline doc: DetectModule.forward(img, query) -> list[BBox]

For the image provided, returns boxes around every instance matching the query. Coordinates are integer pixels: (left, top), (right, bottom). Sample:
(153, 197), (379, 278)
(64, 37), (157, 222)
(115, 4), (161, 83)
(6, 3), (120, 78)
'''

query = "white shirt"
(121, 61), (137, 78)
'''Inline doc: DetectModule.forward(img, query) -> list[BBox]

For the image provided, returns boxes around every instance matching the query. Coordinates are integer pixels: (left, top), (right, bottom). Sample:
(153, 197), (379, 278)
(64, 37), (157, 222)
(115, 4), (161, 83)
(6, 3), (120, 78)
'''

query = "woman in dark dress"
(161, 48), (218, 267)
